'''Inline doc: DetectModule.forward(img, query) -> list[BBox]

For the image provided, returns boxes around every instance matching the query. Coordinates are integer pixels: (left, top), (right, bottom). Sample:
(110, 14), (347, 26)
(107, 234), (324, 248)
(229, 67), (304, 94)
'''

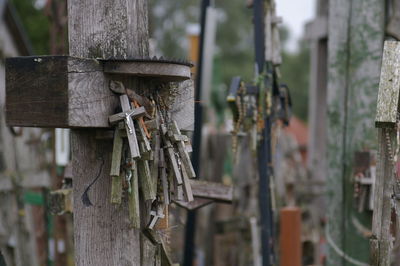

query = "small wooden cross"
(169, 120), (196, 178)
(147, 206), (166, 230)
(109, 95), (146, 159)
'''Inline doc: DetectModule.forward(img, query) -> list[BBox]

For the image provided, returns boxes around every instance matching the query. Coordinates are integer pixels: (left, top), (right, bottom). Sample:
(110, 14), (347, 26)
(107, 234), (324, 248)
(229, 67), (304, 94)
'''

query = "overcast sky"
(276, 0), (316, 52)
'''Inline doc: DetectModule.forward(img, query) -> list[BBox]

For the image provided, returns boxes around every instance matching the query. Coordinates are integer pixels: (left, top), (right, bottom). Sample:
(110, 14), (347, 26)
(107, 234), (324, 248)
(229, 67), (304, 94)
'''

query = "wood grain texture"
(103, 60), (191, 81)
(375, 41), (400, 128)
(170, 80), (194, 131)
(6, 56), (119, 128)
(371, 128), (395, 265)
(6, 55), (193, 130)
(68, 0), (150, 265)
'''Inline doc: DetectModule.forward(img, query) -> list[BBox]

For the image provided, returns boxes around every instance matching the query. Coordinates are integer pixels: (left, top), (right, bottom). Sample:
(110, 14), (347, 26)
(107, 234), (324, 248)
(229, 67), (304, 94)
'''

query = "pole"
(253, 0), (274, 265)
(183, 0), (210, 264)
(67, 1), (150, 265)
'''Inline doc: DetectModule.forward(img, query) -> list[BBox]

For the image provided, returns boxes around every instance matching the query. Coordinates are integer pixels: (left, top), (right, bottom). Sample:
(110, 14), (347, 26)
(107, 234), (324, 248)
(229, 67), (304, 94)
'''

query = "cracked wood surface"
(68, 0), (150, 265)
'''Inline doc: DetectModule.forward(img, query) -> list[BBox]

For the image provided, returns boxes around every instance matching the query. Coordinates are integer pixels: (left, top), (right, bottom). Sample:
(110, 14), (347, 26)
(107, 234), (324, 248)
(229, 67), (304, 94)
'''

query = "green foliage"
(10, 0), (50, 54)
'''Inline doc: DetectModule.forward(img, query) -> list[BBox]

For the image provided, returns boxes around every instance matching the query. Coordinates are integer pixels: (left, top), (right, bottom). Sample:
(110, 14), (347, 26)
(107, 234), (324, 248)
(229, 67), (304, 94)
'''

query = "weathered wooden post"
(69, 2), (148, 265)
(371, 41), (400, 266)
(327, 0), (385, 264)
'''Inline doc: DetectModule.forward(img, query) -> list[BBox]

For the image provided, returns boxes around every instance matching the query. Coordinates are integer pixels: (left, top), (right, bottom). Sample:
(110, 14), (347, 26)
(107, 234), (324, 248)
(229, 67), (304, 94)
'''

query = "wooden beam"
(375, 41), (400, 128)
(6, 56), (117, 128)
(68, 0), (148, 265)
(103, 60), (191, 81)
(189, 180), (233, 203)
(6, 56), (193, 129)
(371, 128), (395, 265)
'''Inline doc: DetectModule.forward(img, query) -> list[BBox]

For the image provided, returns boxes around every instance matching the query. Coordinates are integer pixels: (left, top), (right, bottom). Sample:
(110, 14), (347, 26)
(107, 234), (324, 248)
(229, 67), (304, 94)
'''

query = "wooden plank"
(181, 167), (194, 202)
(138, 159), (156, 201)
(190, 180), (233, 203)
(103, 60), (191, 81)
(5, 56), (119, 128)
(371, 128), (395, 265)
(6, 55), (193, 130)
(129, 161), (141, 229)
(375, 41), (400, 128)
(68, 0), (148, 265)
(170, 120), (196, 178)
(110, 128), (123, 177)
(173, 198), (214, 210)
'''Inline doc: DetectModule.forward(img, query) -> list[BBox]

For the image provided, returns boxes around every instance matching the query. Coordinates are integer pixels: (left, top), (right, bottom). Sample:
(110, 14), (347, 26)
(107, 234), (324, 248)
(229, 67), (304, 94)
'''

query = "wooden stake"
(69, 0), (149, 264)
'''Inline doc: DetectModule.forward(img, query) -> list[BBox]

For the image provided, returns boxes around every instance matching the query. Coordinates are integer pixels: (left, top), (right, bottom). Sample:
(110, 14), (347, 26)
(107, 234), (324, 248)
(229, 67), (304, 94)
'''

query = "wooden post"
(279, 207), (301, 266)
(371, 41), (400, 266)
(304, 1), (328, 263)
(67, 1), (148, 265)
(327, 0), (385, 265)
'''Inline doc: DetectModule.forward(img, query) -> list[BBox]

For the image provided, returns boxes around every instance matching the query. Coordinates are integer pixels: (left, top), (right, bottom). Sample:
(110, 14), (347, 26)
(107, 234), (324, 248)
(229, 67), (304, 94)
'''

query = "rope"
(325, 224), (369, 266)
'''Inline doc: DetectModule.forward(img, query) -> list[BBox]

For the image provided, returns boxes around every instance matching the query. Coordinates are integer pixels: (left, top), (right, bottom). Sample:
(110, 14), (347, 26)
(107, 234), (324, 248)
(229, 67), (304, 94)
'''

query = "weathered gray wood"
(6, 55), (194, 131)
(161, 124), (183, 185)
(138, 159), (156, 201)
(170, 120), (196, 178)
(190, 180), (233, 203)
(371, 127), (396, 265)
(6, 56), (119, 128)
(110, 173), (123, 205)
(181, 167), (194, 202)
(375, 41), (400, 128)
(118, 95), (141, 159)
(170, 79), (195, 131)
(173, 198), (214, 210)
(108, 106), (146, 124)
(129, 161), (141, 228)
(387, 0), (400, 40)
(159, 149), (170, 204)
(68, 0), (149, 265)
(103, 60), (191, 81)
(110, 128), (123, 177)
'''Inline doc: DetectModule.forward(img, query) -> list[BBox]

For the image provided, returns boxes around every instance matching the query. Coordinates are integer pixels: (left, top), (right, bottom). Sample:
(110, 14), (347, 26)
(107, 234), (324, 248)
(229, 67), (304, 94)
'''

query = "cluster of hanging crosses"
(227, 76), (291, 157)
(107, 80), (195, 229)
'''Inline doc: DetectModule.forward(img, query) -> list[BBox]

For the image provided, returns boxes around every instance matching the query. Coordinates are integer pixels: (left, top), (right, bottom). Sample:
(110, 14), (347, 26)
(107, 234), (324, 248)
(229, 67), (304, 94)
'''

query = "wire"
(81, 156), (105, 207)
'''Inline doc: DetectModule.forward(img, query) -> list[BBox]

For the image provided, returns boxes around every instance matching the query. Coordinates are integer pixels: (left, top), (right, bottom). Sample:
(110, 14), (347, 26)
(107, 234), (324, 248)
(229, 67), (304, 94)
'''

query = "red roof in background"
(284, 116), (308, 147)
